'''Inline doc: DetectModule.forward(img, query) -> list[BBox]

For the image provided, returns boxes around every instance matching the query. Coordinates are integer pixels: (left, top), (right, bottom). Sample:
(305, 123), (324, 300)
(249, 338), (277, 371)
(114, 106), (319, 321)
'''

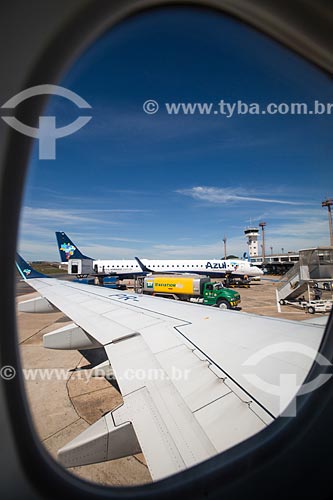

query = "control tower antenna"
(322, 198), (333, 246)
(259, 222), (267, 260)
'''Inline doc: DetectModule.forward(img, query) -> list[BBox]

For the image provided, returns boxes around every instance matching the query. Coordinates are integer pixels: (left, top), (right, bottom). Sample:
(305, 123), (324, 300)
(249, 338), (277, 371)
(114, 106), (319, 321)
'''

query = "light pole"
(270, 246), (273, 255)
(322, 198), (333, 246)
(259, 222), (266, 261)
(222, 235), (227, 260)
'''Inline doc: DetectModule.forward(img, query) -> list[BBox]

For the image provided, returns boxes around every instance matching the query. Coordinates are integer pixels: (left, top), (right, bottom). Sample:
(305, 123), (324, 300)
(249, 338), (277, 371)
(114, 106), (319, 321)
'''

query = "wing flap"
(194, 391), (266, 454)
(105, 335), (218, 480)
(104, 331), (273, 480)
(58, 409), (141, 468)
(155, 344), (232, 412)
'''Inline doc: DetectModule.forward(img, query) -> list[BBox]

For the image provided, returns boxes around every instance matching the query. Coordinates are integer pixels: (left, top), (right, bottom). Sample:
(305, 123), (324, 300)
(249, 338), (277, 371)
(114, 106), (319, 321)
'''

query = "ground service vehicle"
(280, 299), (333, 315)
(224, 274), (251, 288)
(143, 275), (240, 309)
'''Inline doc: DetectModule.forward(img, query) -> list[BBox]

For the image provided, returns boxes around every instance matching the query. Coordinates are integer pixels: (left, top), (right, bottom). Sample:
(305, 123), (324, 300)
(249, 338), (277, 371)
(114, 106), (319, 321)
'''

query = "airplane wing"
(95, 268), (147, 279)
(16, 255), (325, 481)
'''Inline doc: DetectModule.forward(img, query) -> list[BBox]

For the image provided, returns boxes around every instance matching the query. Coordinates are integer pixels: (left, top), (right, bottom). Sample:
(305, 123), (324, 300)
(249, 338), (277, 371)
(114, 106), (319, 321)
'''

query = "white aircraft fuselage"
(93, 258), (263, 278)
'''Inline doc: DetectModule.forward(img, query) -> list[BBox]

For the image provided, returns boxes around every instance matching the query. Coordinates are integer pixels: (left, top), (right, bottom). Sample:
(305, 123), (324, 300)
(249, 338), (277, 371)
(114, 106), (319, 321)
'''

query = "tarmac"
(16, 277), (330, 486)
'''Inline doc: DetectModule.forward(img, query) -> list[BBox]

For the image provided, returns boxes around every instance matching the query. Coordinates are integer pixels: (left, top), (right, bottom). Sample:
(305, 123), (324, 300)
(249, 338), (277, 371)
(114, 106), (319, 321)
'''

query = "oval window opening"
(16, 5), (331, 487)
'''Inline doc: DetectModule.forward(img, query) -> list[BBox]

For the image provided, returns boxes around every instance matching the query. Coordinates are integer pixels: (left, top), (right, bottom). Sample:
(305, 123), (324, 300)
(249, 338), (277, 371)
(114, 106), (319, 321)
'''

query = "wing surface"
(16, 258), (324, 480)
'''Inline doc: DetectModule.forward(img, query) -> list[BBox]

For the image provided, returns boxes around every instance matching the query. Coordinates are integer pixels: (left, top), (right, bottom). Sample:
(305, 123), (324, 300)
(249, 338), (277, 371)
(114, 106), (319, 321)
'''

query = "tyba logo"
(1, 85), (92, 159)
(242, 342), (332, 417)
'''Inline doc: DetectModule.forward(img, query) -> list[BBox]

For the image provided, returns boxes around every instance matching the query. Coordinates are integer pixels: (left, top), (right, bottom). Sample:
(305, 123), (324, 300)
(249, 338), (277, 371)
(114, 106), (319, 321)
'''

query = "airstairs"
(277, 248), (333, 303)
(277, 262), (308, 302)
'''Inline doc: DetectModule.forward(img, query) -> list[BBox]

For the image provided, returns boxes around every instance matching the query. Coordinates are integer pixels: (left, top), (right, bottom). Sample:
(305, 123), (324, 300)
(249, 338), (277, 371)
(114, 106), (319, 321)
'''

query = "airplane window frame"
(1, 1), (333, 499)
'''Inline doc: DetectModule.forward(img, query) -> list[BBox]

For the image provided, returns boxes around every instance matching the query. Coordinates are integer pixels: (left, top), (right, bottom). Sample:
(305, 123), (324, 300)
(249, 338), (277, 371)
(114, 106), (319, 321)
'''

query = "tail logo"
(23, 269), (31, 276)
(60, 243), (76, 260)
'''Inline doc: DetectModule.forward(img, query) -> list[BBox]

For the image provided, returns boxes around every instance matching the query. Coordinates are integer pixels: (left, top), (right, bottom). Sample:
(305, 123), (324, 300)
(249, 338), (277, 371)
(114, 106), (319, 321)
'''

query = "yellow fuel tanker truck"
(143, 275), (240, 310)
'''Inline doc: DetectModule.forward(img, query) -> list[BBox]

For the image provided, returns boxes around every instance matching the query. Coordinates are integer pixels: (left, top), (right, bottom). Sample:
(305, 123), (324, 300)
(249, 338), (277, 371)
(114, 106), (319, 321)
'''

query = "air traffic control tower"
(244, 227), (259, 258)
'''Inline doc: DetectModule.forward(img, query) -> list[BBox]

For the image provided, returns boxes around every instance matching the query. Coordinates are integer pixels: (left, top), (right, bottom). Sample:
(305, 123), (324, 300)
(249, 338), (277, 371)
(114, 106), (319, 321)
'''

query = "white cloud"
(177, 186), (311, 205)
(22, 207), (107, 224)
(21, 206), (149, 225)
(17, 205), (152, 260)
(17, 195), (329, 261)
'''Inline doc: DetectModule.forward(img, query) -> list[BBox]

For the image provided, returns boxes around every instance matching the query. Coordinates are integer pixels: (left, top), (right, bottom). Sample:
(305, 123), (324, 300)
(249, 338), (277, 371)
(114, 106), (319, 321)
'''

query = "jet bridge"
(277, 247), (333, 303)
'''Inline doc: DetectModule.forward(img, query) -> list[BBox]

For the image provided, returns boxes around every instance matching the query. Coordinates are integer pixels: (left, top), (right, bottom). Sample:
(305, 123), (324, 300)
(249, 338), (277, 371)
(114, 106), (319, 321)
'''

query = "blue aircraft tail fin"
(16, 254), (46, 279)
(243, 252), (251, 262)
(55, 232), (93, 262)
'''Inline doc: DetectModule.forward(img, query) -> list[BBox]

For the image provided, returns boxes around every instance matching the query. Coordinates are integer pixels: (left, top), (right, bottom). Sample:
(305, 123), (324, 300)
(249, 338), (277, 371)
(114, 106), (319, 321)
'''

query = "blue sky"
(19, 6), (333, 260)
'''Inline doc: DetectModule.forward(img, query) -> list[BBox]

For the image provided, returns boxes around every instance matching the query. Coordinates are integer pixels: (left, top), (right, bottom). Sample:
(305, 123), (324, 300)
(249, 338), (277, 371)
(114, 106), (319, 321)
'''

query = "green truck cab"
(202, 282), (240, 309)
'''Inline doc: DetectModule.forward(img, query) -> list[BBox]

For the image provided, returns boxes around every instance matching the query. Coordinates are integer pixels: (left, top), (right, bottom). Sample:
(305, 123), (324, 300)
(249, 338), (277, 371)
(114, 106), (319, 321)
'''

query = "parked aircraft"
(56, 232), (263, 278)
